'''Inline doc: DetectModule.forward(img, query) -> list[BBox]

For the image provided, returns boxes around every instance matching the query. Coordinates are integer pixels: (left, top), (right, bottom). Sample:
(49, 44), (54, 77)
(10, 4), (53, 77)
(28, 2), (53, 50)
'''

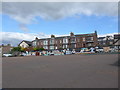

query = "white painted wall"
(19, 41), (29, 48)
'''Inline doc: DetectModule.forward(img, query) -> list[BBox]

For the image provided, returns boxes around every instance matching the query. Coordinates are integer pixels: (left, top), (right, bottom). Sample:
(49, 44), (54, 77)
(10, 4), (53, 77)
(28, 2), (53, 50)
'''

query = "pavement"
(2, 54), (119, 88)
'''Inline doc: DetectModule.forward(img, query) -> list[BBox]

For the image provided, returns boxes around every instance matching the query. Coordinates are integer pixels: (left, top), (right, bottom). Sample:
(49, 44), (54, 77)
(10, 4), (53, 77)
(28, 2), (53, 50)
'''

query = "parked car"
(66, 50), (72, 55)
(21, 53), (27, 56)
(49, 52), (54, 56)
(96, 48), (104, 53)
(3, 54), (12, 57)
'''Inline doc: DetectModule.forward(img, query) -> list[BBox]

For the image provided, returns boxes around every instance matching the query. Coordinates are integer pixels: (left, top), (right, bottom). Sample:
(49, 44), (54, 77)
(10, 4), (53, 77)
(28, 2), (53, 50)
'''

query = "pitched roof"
(75, 33), (95, 37)
(19, 40), (32, 46)
(24, 41), (32, 45)
(98, 37), (106, 39)
(32, 33), (96, 41)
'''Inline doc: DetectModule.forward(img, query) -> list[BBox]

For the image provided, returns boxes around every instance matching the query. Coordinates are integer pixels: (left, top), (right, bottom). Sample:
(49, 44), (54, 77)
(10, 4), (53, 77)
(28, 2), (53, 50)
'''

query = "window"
(71, 44), (75, 48)
(10, 48), (12, 51)
(43, 40), (48, 45)
(22, 45), (24, 48)
(83, 37), (85, 41)
(75, 44), (76, 48)
(71, 37), (76, 43)
(43, 46), (48, 49)
(32, 41), (37, 46)
(77, 38), (80, 42)
(50, 39), (54, 44)
(60, 40), (62, 43)
(88, 43), (92, 46)
(63, 38), (68, 43)
(86, 37), (93, 41)
(50, 46), (54, 49)
(63, 39), (65, 43)
(63, 45), (68, 48)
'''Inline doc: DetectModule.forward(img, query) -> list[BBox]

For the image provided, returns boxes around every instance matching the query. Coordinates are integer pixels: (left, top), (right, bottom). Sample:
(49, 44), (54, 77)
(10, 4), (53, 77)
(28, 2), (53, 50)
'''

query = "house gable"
(19, 41), (32, 48)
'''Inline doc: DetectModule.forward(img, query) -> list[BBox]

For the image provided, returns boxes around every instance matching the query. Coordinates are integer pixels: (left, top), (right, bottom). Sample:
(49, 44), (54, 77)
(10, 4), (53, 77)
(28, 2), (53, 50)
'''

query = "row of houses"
(19, 31), (98, 51)
(1, 31), (120, 54)
(19, 31), (120, 51)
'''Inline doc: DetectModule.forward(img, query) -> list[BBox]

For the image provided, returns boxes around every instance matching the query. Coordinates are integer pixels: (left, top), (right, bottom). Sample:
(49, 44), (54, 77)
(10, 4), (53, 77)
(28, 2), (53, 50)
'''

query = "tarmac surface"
(2, 54), (118, 88)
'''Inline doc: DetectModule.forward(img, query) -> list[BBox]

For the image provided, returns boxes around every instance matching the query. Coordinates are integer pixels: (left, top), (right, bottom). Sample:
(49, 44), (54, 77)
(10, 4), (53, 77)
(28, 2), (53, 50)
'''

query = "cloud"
(0, 32), (68, 46)
(0, 32), (50, 46)
(1, 2), (118, 31)
(19, 24), (29, 32)
(2, 2), (118, 24)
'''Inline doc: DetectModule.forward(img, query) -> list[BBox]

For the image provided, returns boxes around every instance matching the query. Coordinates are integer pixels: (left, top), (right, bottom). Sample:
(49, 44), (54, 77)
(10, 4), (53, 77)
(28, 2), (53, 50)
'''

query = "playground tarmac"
(2, 54), (119, 88)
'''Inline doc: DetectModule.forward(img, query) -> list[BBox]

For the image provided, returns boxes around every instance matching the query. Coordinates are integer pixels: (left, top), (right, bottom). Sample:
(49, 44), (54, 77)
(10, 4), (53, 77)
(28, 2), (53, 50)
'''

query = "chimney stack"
(51, 34), (55, 38)
(70, 32), (74, 36)
(35, 37), (38, 40)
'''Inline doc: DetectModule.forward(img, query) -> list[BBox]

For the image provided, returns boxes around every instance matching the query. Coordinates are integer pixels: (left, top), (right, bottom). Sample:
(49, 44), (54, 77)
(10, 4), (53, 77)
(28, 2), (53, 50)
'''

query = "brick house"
(0, 44), (13, 54)
(32, 31), (98, 51)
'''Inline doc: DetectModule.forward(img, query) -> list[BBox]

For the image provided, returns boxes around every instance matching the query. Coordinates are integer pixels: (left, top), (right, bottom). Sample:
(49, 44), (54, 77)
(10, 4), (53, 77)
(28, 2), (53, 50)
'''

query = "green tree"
(11, 47), (21, 52)
(21, 47), (26, 52)
(33, 47), (39, 51)
(11, 47), (22, 56)
(33, 47), (45, 51)
(59, 47), (63, 50)
(39, 47), (45, 51)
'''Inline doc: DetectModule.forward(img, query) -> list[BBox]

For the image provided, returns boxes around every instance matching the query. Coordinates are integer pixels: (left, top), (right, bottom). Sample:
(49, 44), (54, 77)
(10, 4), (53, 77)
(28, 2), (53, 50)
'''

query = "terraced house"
(32, 31), (98, 51)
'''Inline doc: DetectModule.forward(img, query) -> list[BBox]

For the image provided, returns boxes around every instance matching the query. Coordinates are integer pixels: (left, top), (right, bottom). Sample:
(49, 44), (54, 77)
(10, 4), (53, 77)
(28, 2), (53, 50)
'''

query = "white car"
(66, 50), (72, 55)
(96, 49), (104, 52)
(3, 54), (12, 57)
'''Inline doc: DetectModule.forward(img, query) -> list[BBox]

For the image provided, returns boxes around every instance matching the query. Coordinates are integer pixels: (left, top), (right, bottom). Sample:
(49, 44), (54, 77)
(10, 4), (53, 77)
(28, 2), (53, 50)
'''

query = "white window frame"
(43, 40), (48, 45)
(50, 39), (54, 44)
(50, 46), (54, 49)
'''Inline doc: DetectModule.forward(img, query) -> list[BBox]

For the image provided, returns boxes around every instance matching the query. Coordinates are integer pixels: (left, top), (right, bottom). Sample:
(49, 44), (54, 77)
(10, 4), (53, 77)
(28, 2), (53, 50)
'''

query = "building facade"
(32, 31), (98, 51)
(0, 44), (13, 54)
(98, 36), (114, 47)
(113, 34), (120, 50)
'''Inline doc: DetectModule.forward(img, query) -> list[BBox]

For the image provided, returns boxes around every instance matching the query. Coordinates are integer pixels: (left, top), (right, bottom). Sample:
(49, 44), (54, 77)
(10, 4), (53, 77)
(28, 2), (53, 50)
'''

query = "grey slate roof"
(98, 37), (106, 39)
(33, 33), (95, 41)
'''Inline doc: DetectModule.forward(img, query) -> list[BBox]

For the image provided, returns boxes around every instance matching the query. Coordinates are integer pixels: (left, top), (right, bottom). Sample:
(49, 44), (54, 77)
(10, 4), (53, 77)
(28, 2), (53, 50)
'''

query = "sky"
(0, 2), (118, 46)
